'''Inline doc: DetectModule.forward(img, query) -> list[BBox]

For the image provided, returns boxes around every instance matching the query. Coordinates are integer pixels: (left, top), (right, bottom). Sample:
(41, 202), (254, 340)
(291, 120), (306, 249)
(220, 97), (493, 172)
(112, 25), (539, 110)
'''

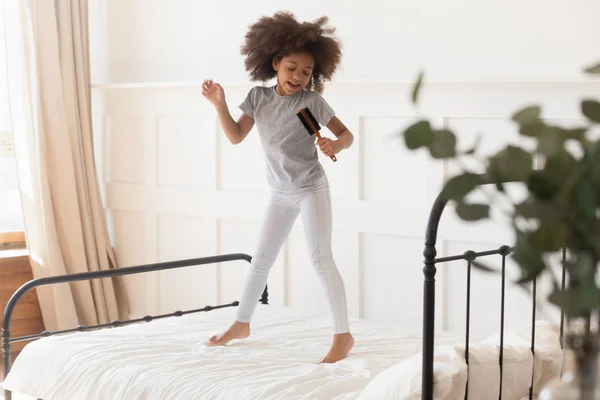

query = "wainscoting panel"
(93, 80), (600, 335)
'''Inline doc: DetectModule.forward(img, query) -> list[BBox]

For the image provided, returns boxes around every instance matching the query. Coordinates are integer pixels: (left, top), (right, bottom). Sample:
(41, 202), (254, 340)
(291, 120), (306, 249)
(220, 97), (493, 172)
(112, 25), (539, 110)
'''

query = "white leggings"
(236, 184), (350, 334)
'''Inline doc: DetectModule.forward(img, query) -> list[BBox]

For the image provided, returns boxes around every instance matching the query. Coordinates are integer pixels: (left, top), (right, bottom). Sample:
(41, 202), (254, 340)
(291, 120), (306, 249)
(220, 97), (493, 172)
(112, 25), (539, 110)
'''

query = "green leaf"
(514, 201), (538, 219)
(514, 199), (569, 252)
(511, 105), (547, 137)
(485, 162), (506, 192)
(456, 202), (490, 221)
(514, 199), (560, 221)
(428, 129), (457, 158)
(530, 220), (568, 252)
(520, 120), (546, 137)
(545, 150), (577, 179)
(403, 120), (433, 149)
(471, 260), (497, 274)
(488, 145), (533, 181)
(512, 105), (541, 125)
(548, 280), (600, 318)
(581, 99), (600, 123)
(411, 71), (424, 104)
(584, 62), (600, 74)
(574, 180), (597, 220)
(527, 151), (577, 201)
(512, 231), (546, 283)
(537, 128), (564, 157)
(527, 171), (559, 201)
(569, 252), (597, 282)
(591, 150), (600, 188)
(560, 127), (587, 141)
(441, 173), (483, 201)
(536, 125), (587, 157)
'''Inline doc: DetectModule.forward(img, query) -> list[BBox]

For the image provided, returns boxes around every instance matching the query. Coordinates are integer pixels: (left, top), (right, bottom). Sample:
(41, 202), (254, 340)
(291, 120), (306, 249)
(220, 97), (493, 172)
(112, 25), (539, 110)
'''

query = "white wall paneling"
(105, 210), (158, 318)
(158, 114), (217, 188)
(157, 213), (218, 314)
(92, 80), (600, 338)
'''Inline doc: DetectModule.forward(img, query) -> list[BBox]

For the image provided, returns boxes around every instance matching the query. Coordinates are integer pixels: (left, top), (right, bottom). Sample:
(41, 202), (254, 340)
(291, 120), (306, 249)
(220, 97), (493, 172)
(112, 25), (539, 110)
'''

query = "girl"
(201, 11), (354, 363)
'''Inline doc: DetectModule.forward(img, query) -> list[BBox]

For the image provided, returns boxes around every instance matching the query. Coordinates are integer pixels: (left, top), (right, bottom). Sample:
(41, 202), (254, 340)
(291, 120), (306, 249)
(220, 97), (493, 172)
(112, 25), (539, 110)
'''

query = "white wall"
(88, 0), (600, 339)
(88, 0), (600, 84)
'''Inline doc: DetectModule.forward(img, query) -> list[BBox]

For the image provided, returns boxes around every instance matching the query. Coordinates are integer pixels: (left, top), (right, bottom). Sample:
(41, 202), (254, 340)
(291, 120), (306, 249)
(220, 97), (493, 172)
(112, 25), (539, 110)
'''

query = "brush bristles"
(297, 112), (314, 135)
(302, 107), (321, 130)
(296, 107), (321, 135)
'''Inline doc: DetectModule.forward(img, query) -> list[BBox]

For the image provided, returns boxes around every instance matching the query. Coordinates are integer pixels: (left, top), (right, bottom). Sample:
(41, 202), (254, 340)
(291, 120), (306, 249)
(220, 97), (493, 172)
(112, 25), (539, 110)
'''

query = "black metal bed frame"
(1, 183), (567, 400)
(2, 253), (266, 400)
(421, 185), (567, 400)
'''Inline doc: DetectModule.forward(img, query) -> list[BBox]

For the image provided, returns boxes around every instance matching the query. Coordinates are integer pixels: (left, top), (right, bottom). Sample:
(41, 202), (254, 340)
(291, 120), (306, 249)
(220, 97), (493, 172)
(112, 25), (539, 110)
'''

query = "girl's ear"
(272, 56), (280, 71)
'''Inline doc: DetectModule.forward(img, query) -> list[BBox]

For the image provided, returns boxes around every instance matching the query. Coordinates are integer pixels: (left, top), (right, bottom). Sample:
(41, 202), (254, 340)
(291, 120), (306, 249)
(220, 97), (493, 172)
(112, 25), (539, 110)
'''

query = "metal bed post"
(422, 191), (448, 400)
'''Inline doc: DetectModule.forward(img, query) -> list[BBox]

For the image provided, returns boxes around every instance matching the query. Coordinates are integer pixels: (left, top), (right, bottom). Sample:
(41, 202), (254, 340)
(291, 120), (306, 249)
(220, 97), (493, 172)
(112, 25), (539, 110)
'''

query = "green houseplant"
(401, 60), (600, 399)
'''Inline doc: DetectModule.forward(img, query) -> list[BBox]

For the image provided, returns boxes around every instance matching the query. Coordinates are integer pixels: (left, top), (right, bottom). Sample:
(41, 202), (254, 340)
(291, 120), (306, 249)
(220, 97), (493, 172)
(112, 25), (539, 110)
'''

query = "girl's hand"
(316, 137), (342, 158)
(202, 79), (226, 110)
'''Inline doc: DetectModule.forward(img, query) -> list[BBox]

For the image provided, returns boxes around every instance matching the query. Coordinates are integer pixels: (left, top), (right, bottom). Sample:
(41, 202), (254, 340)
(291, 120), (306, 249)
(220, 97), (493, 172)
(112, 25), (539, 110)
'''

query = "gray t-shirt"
(239, 85), (335, 191)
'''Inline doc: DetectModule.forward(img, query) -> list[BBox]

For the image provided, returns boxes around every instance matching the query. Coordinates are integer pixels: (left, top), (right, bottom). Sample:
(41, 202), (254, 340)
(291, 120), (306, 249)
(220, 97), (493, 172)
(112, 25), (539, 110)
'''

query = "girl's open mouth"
(287, 81), (300, 90)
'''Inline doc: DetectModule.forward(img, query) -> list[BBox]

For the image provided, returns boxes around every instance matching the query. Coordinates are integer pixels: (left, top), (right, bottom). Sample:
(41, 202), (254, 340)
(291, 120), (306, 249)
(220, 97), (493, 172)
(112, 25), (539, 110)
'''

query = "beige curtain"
(3, 0), (128, 330)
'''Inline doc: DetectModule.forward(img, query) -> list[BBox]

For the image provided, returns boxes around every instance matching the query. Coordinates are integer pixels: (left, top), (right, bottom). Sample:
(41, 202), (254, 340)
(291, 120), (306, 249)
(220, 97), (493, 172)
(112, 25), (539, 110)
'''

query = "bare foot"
(207, 321), (250, 346)
(320, 332), (354, 363)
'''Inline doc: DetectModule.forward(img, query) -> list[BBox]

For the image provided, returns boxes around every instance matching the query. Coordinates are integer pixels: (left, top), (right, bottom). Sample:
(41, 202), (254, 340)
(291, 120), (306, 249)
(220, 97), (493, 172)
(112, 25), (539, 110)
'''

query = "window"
(0, 3), (26, 246)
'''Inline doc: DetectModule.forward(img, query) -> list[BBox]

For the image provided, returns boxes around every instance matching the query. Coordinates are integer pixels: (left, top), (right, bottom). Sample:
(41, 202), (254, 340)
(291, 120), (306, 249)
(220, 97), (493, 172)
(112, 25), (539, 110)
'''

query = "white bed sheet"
(3, 304), (461, 400)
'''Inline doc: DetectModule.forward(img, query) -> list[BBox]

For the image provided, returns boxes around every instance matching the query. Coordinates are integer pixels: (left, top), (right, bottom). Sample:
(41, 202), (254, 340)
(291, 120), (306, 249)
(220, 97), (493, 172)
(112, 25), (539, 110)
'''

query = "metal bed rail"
(2, 252), (265, 397)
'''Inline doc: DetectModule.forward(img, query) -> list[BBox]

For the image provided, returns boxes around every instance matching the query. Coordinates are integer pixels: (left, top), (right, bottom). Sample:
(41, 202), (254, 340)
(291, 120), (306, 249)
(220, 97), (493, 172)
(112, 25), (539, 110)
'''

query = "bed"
(1, 181), (566, 400)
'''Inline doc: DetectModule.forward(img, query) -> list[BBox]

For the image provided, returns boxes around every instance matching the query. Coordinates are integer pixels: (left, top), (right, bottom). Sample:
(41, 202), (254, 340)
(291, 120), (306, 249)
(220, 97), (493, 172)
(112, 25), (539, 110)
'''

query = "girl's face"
(273, 52), (314, 95)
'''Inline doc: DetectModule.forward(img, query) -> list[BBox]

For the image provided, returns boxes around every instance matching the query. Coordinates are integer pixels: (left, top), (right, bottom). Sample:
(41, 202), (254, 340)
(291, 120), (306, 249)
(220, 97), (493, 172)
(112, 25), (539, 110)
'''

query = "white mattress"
(3, 304), (461, 399)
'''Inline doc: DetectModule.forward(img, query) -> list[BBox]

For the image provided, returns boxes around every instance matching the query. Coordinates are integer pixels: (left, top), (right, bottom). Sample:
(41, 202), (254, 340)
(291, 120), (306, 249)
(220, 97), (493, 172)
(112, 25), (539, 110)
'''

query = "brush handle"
(314, 132), (337, 162)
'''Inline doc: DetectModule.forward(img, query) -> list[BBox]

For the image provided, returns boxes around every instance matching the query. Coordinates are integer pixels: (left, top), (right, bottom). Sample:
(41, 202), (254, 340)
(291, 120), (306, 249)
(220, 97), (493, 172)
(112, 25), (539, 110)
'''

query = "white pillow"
(483, 320), (563, 395)
(357, 345), (467, 400)
(521, 321), (563, 394)
(457, 342), (533, 400)
(455, 343), (500, 400)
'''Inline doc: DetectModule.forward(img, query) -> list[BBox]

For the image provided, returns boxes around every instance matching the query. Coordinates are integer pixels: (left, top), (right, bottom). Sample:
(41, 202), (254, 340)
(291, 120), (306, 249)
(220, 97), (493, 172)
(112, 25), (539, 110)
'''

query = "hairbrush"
(296, 107), (337, 162)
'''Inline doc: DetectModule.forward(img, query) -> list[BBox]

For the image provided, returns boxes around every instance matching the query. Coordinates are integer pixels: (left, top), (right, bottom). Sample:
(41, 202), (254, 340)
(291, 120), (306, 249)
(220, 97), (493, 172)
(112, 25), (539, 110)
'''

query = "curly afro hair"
(240, 12), (342, 93)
